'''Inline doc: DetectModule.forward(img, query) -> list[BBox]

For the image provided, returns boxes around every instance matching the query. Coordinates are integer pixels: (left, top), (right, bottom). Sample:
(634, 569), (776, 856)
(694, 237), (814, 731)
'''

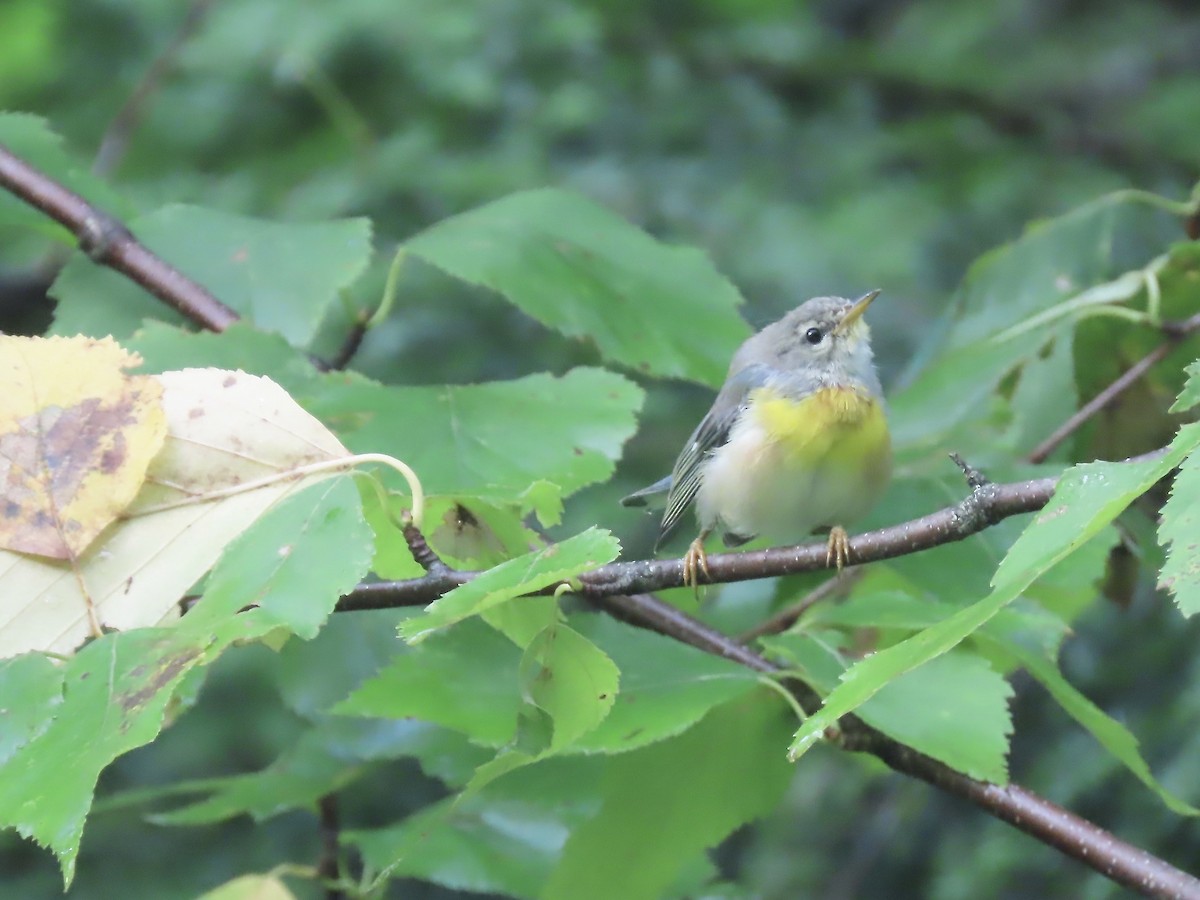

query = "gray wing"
(655, 364), (773, 548)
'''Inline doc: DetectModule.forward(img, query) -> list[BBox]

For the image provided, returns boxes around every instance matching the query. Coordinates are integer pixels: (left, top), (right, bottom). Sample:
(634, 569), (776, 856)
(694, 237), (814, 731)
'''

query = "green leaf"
(570, 614), (760, 754)
(994, 424), (1200, 590)
(302, 368), (644, 519)
(128, 322), (319, 388)
(0, 654), (63, 766)
(1005, 330), (1078, 457)
(195, 477), (374, 640)
(355, 794), (564, 898)
(152, 718), (417, 825)
(768, 634), (1012, 783)
(0, 630), (209, 884)
(786, 424), (1200, 762)
(891, 192), (1168, 451)
(544, 696), (793, 900)
(405, 188), (750, 386)
(864, 652), (1012, 783)
(52, 205), (372, 345)
(1158, 452), (1200, 616)
(335, 618), (523, 745)
(889, 334), (1047, 452)
(1171, 359), (1200, 413)
(0, 113), (129, 237)
(1003, 646), (1198, 815)
(399, 528), (620, 643)
(483, 594), (560, 649)
(272, 607), (409, 718)
(520, 624), (619, 752)
(948, 193), (1165, 348)
(348, 759), (606, 899)
(0, 477), (372, 883)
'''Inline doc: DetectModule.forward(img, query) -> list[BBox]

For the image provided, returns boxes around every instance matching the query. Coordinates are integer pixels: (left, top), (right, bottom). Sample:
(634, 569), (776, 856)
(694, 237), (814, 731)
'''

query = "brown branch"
(840, 728), (1200, 899)
(93, 0), (217, 178)
(0, 145), (240, 332)
(337, 470), (1055, 610)
(1028, 312), (1200, 463)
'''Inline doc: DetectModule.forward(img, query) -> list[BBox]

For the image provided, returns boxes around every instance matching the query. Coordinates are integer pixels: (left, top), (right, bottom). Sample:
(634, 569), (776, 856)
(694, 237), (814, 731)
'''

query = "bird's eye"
(804, 327), (823, 345)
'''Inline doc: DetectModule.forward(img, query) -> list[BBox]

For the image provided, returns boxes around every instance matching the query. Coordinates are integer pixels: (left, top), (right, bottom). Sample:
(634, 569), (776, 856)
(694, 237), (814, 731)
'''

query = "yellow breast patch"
(749, 386), (890, 474)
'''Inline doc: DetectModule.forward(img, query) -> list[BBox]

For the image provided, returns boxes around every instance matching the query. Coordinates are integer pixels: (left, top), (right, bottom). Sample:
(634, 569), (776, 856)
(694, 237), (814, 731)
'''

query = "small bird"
(623, 290), (891, 586)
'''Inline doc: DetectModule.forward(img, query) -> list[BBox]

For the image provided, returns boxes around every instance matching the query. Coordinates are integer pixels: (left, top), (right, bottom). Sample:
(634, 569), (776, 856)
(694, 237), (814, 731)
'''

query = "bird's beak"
(834, 289), (882, 334)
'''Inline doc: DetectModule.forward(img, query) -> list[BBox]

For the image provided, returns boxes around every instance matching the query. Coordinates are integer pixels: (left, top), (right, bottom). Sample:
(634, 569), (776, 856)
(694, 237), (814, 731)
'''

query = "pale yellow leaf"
(0, 368), (351, 658)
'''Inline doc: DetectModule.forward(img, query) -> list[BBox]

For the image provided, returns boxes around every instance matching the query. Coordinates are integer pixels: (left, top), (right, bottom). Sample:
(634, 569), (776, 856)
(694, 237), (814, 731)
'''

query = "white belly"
(695, 416), (882, 543)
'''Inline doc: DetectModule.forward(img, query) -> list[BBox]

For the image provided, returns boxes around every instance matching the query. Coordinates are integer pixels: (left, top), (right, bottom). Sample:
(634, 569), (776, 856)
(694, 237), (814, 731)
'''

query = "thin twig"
(316, 793), (344, 900)
(736, 569), (863, 643)
(327, 312), (370, 371)
(401, 516), (450, 575)
(0, 146), (240, 331)
(93, 0), (217, 177)
(1027, 312), (1200, 463)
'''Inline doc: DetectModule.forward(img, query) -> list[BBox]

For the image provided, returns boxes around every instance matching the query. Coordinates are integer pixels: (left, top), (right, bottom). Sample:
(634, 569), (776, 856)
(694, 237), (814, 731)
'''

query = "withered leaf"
(0, 336), (166, 560)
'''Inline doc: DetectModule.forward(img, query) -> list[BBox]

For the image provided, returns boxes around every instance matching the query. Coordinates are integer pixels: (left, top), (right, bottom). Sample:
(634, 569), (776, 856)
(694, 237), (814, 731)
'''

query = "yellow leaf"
(0, 367), (352, 658)
(0, 335), (166, 559)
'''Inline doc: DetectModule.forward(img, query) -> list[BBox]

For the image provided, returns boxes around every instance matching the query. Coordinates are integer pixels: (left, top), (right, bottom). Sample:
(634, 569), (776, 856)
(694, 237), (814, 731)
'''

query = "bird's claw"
(826, 525), (851, 572)
(683, 537), (711, 592)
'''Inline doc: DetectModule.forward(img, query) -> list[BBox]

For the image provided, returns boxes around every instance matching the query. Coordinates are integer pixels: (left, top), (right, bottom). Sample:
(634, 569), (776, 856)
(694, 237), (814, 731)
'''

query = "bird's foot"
(826, 525), (851, 572)
(682, 537), (711, 591)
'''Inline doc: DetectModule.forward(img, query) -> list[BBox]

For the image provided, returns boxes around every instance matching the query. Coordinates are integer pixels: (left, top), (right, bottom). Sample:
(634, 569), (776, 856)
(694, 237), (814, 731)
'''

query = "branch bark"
(0, 145), (240, 332)
(337, 469), (1060, 610)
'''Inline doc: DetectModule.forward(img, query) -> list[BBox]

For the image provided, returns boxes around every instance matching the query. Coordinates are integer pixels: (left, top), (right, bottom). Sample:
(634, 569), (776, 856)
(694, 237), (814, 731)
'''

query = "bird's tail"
(620, 475), (672, 508)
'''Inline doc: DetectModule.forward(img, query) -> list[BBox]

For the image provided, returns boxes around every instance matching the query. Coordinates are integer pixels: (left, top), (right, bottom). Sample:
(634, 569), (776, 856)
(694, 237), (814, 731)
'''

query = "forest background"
(0, 0), (1198, 897)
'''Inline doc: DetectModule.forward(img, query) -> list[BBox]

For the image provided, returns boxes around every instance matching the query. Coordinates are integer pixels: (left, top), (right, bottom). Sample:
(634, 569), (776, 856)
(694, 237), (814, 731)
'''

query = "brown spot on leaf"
(0, 336), (166, 560)
(117, 647), (201, 720)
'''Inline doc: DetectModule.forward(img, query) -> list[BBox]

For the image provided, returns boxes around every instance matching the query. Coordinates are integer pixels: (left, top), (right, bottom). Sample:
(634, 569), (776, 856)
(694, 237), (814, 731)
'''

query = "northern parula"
(623, 290), (891, 586)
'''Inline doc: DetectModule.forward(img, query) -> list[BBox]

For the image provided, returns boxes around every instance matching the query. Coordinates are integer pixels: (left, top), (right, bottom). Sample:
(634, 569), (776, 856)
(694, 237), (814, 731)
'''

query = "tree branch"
(0, 145), (240, 332)
(1027, 312), (1200, 463)
(338, 469), (1059, 611)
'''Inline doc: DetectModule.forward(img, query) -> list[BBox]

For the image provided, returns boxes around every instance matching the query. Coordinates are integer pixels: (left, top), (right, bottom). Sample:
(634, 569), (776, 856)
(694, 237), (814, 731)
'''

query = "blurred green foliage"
(1, 0), (1199, 897)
